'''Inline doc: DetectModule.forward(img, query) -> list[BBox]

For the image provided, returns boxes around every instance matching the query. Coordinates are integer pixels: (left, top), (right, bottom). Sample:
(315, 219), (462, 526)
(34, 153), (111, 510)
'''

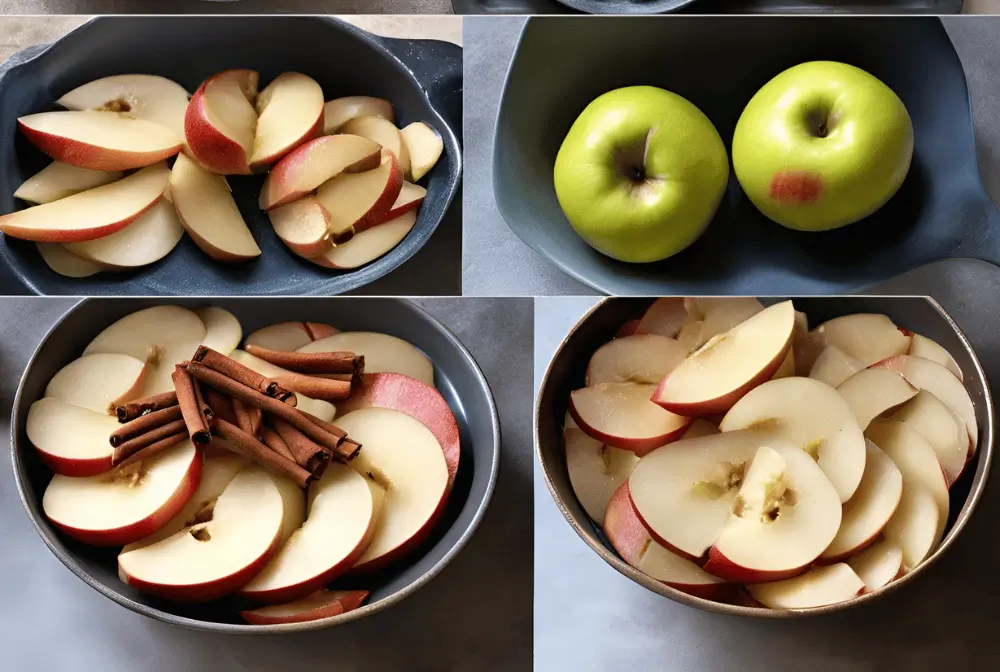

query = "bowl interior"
(0, 16), (461, 296)
(536, 296), (993, 615)
(495, 16), (998, 295)
(555, 0), (696, 13)
(12, 298), (498, 631)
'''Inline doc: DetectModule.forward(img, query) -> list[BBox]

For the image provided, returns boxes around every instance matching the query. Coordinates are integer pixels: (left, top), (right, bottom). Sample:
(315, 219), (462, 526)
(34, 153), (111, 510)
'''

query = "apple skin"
(553, 86), (729, 263)
(568, 395), (690, 457)
(35, 451), (113, 478)
(240, 590), (370, 625)
(733, 61), (914, 231)
(702, 546), (809, 584)
(626, 483), (705, 563)
(184, 69), (259, 176)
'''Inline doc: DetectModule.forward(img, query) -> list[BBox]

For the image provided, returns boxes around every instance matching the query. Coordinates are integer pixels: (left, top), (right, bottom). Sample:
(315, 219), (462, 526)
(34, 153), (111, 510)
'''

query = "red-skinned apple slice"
(195, 306), (242, 356)
(316, 151), (403, 238)
(340, 116), (411, 180)
(269, 196), (334, 258)
(259, 134), (382, 210)
(881, 480), (940, 572)
(586, 334), (687, 387)
(63, 198), (184, 269)
(746, 564), (864, 609)
(15, 162), (123, 205)
(401, 122), (443, 182)
(0, 162), (169, 243)
(704, 445), (842, 584)
(848, 538), (903, 591)
(245, 322), (339, 352)
(820, 440), (902, 561)
(889, 391), (967, 486)
(43, 441), (201, 546)
(241, 589), (370, 625)
(808, 345), (863, 388)
(57, 74), (190, 139)
(37, 243), (104, 277)
(297, 332), (434, 387)
(604, 483), (730, 600)
(812, 314), (911, 366)
(185, 69), (259, 175)
(336, 408), (449, 573)
(325, 95), (394, 134)
(18, 111), (182, 171)
(907, 333), (963, 380)
(679, 298), (765, 353)
(635, 298), (686, 338)
(226, 350), (336, 421)
(720, 376), (866, 502)
(169, 153), (261, 262)
(118, 467), (284, 602)
(651, 300), (795, 416)
(628, 430), (768, 561)
(250, 73), (325, 172)
(836, 368), (918, 430)
(45, 352), (147, 414)
(565, 427), (637, 523)
(364, 181), (426, 228)
(240, 464), (375, 603)
(570, 383), (690, 455)
(27, 397), (118, 476)
(308, 211), (416, 270)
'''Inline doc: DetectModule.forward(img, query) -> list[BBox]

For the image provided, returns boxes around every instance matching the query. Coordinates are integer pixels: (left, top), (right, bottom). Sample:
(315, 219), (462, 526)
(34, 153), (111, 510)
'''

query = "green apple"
(732, 61), (914, 232)
(553, 86), (729, 263)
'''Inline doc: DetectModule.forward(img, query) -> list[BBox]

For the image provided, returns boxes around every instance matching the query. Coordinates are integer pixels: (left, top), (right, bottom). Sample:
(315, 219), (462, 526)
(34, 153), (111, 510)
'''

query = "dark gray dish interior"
(11, 298), (500, 633)
(494, 17), (999, 295)
(0, 16), (463, 296)
(537, 296), (992, 607)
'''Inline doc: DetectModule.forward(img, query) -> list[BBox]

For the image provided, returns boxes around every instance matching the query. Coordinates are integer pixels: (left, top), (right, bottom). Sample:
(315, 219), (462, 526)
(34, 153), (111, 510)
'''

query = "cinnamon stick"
(172, 366), (211, 445)
(110, 405), (183, 447)
(232, 397), (255, 437)
(115, 432), (189, 469)
(203, 388), (236, 425)
(212, 418), (313, 489)
(112, 419), (188, 466)
(244, 345), (363, 375)
(339, 438), (363, 461)
(194, 380), (214, 422)
(262, 426), (297, 462)
(273, 373), (352, 403)
(116, 391), (178, 423)
(273, 419), (333, 477)
(192, 346), (296, 405)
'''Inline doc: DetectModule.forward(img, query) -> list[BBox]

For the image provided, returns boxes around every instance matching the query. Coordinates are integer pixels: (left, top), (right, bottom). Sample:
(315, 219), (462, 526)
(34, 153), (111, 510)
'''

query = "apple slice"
(570, 383), (690, 456)
(719, 376), (866, 502)
(43, 441), (200, 546)
(628, 430), (767, 560)
(820, 440), (902, 561)
(678, 298), (765, 353)
(185, 69), (259, 175)
(704, 445), (842, 583)
(15, 162), (123, 204)
(364, 182), (426, 229)
(808, 345), (864, 388)
(325, 96), (394, 134)
(907, 333), (963, 380)
(57, 74), (190, 139)
(18, 110), (182, 171)
(400, 122), (443, 182)
(37, 243), (103, 277)
(226, 350), (336, 421)
(245, 322), (339, 352)
(586, 334), (687, 387)
(308, 211), (416, 270)
(848, 538), (903, 592)
(651, 300), (795, 416)
(889, 391), (968, 486)
(63, 198), (184, 269)
(340, 116), (411, 180)
(836, 367), (918, 430)
(269, 196), (334, 258)
(241, 589), (370, 625)
(881, 477), (940, 572)
(681, 419), (719, 440)
(771, 350), (795, 380)
(812, 314), (911, 366)
(635, 298), (686, 338)
(335, 408), (449, 572)
(297, 332), (434, 387)
(603, 483), (730, 600)
(45, 352), (147, 414)
(0, 162), (169, 243)
(746, 564), (864, 609)
(169, 153), (261, 263)
(316, 151), (404, 238)
(196, 306), (242, 356)
(26, 397), (118, 476)
(793, 313), (826, 376)
(873, 355), (978, 452)
(260, 134), (382, 210)
(565, 427), (637, 523)
(250, 72), (325, 171)
(239, 464), (375, 603)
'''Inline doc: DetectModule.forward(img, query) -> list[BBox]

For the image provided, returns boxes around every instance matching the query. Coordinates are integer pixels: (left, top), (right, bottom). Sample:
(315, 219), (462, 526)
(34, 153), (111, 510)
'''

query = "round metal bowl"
(11, 298), (500, 633)
(535, 296), (994, 617)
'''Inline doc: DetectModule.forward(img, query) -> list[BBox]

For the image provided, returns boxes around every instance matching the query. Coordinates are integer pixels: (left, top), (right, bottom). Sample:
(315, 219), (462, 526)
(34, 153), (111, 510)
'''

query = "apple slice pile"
(1, 73), (444, 278)
(564, 298), (979, 610)
(26, 306), (461, 624)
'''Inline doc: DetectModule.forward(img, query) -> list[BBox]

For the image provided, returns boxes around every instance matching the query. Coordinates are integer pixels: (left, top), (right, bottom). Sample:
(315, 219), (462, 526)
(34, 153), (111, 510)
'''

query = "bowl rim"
(535, 294), (995, 618)
(10, 297), (501, 634)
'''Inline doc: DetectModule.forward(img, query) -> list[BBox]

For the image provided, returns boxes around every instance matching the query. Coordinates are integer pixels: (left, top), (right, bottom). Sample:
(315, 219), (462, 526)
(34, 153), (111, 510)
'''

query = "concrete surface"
(1, 1), (454, 14)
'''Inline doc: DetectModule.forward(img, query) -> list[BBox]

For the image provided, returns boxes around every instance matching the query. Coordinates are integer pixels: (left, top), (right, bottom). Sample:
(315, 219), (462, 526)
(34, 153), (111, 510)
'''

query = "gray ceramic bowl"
(536, 296), (994, 617)
(11, 298), (499, 633)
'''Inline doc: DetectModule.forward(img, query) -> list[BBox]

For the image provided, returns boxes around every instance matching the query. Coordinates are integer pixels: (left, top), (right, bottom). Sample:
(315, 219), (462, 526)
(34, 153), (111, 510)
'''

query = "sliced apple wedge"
(616, 319), (641, 338)
(45, 352), (147, 414)
(586, 334), (687, 387)
(678, 298), (765, 353)
(565, 427), (637, 523)
(269, 196), (334, 258)
(185, 69), (259, 175)
(889, 391), (968, 486)
(57, 74), (190, 139)
(793, 313), (826, 376)
(881, 478), (940, 572)
(297, 332), (434, 387)
(195, 306), (242, 356)
(37, 243), (103, 277)
(628, 430), (767, 561)
(812, 314), (911, 366)
(651, 300), (795, 416)
(570, 383), (690, 455)
(820, 440), (902, 561)
(681, 419), (719, 440)
(250, 72), (325, 171)
(808, 345), (864, 388)
(118, 466), (285, 602)
(604, 483), (730, 600)
(836, 368), (918, 430)
(15, 162), (123, 205)
(635, 298), (686, 338)
(746, 564), (864, 609)
(325, 96), (394, 134)
(316, 151), (404, 238)
(27, 397), (118, 476)
(720, 376), (866, 502)
(364, 181), (426, 228)
(704, 445), (842, 584)
(309, 211), (416, 270)
(63, 198), (184, 269)
(907, 333), (963, 380)
(848, 538), (903, 591)
(245, 321), (338, 352)
(771, 350), (795, 380)
(240, 465), (375, 603)
(169, 153), (261, 263)
(226, 350), (336, 421)
(241, 589), (370, 625)
(401, 122), (443, 182)
(340, 115), (411, 180)
(0, 162), (169, 243)
(43, 441), (200, 546)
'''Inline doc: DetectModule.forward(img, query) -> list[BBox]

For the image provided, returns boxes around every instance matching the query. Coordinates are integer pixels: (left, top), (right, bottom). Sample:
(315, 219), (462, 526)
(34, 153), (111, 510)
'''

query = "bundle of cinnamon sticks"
(109, 346), (366, 489)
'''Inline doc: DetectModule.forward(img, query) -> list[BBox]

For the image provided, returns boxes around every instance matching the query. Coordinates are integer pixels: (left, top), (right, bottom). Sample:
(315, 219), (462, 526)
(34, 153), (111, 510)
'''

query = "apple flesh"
(57, 74), (191, 140)
(269, 197), (334, 258)
(889, 391), (967, 486)
(836, 367), (918, 430)
(195, 306), (243, 356)
(569, 383), (690, 456)
(15, 162), (123, 205)
(316, 151), (404, 238)
(324, 95), (394, 134)
(27, 397), (119, 476)
(63, 198), (184, 269)
(907, 333), (963, 380)
(241, 589), (370, 625)
(340, 115), (411, 180)
(44, 352), (147, 414)
(364, 181), (426, 228)
(185, 69), (259, 175)
(37, 243), (104, 278)
(565, 427), (637, 523)
(808, 345), (863, 388)
(297, 331), (434, 388)
(585, 334), (687, 387)
(746, 563), (865, 609)
(677, 298), (765, 353)
(308, 211), (416, 270)
(635, 298), (686, 338)
(401, 122), (443, 182)
(244, 321), (338, 352)
(847, 539), (903, 591)
(250, 72), (325, 171)
(812, 314), (911, 366)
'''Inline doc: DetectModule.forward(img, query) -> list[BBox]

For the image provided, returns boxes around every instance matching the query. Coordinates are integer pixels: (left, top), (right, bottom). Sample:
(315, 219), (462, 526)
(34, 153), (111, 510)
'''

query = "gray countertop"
(0, 297), (532, 671)
(464, 16), (1000, 296)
